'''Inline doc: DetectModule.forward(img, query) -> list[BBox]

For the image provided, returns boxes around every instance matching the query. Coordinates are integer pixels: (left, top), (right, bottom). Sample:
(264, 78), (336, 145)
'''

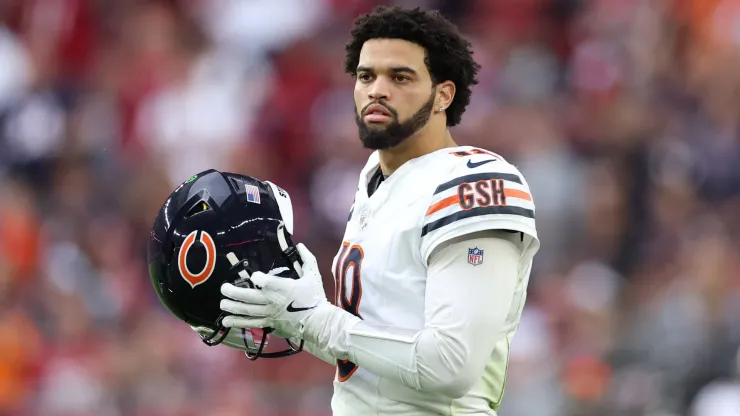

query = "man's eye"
(358, 74), (372, 82)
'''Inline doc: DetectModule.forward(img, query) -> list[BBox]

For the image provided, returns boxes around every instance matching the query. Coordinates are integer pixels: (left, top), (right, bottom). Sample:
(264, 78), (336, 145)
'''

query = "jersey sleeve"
(300, 230), (523, 398)
(419, 162), (538, 264)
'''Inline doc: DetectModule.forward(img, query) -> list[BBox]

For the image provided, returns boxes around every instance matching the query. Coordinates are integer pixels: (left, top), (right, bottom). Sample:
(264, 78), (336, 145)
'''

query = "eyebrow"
(356, 65), (418, 76)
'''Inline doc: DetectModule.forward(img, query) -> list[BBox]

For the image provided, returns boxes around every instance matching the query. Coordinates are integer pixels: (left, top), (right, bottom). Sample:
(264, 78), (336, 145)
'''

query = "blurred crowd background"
(0, 0), (739, 415)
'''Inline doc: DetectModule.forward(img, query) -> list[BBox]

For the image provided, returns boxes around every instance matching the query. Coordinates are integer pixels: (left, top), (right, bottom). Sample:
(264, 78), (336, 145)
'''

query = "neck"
(378, 126), (457, 175)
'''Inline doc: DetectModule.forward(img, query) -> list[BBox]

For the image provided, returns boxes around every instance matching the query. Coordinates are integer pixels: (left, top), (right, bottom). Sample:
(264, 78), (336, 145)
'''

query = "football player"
(218, 6), (540, 415)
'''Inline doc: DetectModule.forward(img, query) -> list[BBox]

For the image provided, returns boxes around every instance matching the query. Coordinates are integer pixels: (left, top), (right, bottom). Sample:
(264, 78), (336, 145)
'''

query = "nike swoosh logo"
(467, 159), (496, 169)
(286, 301), (317, 313)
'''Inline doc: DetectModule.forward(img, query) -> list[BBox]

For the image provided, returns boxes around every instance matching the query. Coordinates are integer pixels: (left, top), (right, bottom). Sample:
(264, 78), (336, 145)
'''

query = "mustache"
(361, 101), (398, 117)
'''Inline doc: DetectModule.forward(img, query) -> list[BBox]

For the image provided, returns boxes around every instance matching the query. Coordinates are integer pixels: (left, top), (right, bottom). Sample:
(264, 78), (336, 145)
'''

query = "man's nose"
(367, 77), (391, 102)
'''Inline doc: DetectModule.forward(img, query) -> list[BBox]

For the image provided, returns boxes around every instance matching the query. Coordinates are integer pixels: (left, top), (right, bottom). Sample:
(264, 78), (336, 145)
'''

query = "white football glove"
(219, 243), (329, 340)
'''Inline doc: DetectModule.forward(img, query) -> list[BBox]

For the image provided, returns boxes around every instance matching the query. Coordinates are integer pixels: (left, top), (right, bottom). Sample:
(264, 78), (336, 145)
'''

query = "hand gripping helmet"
(147, 169), (304, 360)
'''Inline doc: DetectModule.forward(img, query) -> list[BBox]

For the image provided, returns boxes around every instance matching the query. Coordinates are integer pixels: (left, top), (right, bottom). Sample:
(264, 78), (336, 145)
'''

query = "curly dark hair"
(344, 6), (480, 127)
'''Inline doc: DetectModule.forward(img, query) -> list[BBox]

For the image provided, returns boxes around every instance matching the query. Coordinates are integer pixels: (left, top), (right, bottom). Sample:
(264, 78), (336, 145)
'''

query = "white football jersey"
(330, 146), (540, 415)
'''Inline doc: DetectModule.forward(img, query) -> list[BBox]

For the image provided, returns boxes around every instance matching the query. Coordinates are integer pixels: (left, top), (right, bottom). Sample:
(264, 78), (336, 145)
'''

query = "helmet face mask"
(148, 169), (303, 360)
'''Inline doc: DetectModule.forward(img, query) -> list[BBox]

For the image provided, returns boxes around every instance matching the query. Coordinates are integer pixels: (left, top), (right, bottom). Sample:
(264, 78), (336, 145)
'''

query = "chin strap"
(277, 221), (303, 277)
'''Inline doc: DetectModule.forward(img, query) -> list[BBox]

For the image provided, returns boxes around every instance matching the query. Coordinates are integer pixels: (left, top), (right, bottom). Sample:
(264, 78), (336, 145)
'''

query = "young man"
(219, 6), (540, 415)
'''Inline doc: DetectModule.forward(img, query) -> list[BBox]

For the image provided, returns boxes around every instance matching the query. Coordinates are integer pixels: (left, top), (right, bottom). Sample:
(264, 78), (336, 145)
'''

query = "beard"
(354, 91), (436, 150)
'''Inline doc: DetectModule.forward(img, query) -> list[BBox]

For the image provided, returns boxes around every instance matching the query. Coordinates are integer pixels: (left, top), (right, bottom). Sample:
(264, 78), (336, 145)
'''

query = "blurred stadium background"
(0, 0), (739, 415)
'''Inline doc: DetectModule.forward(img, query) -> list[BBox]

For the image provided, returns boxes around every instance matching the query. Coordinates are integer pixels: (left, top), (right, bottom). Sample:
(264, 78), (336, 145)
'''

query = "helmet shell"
(147, 169), (297, 330)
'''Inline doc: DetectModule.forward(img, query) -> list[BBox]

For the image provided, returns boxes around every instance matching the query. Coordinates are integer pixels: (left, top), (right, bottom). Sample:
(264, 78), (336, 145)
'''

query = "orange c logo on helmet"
(178, 230), (217, 288)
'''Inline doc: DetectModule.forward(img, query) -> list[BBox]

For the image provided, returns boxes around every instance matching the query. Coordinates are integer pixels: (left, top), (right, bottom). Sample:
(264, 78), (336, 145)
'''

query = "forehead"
(358, 38), (428, 73)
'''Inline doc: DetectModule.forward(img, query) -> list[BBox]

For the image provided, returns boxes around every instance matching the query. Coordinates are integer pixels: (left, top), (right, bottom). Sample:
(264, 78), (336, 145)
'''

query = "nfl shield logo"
(468, 248), (484, 266)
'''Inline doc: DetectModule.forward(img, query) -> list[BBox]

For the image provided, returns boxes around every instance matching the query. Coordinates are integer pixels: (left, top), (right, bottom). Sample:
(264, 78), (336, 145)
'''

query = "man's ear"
(436, 81), (455, 111)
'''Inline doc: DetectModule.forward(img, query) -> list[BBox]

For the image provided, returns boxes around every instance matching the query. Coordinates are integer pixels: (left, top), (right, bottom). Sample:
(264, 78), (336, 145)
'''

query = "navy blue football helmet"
(147, 169), (304, 360)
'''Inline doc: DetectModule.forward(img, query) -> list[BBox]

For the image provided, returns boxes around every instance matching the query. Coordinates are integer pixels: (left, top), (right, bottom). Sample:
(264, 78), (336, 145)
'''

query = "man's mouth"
(364, 104), (392, 123)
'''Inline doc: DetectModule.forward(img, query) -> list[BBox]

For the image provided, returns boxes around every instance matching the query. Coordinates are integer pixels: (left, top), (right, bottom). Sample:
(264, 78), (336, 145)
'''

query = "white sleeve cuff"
(299, 338), (337, 365)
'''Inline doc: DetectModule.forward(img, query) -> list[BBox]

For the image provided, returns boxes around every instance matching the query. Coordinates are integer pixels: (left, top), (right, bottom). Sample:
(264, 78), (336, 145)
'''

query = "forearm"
(304, 310), (481, 398)
(302, 230), (522, 398)
(300, 338), (337, 365)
